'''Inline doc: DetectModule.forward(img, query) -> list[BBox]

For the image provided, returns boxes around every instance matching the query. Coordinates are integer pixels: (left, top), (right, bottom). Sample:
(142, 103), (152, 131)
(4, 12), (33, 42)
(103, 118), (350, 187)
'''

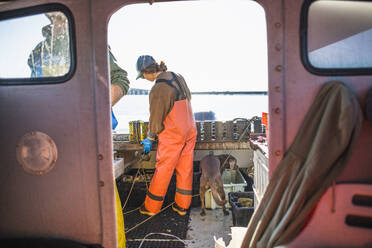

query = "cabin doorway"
(108, 1), (269, 247)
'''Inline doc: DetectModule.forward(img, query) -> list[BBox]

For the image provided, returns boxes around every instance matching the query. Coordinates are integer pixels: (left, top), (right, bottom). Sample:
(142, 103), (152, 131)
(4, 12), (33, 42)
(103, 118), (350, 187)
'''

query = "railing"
(253, 148), (269, 206)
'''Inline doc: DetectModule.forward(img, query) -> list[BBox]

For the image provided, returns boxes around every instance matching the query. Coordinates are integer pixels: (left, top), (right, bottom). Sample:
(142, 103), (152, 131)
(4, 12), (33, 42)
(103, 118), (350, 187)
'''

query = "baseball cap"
(136, 55), (156, 79)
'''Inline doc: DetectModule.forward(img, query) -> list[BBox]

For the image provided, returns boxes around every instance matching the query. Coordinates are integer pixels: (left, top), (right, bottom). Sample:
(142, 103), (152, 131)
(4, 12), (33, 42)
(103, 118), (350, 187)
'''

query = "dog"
(199, 151), (229, 216)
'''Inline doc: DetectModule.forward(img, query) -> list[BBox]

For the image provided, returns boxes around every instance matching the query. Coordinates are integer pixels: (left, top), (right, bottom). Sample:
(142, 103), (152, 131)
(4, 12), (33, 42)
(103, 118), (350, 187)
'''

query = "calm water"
(113, 94), (268, 133)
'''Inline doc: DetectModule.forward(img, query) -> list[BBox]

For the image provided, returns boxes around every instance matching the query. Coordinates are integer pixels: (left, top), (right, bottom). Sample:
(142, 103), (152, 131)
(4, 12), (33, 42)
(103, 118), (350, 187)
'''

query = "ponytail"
(158, 61), (167, 72)
(143, 61), (167, 74)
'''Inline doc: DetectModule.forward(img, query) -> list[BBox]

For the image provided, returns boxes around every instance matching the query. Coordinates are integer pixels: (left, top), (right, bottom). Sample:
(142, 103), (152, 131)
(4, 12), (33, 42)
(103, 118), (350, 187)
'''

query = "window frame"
(300, 0), (372, 76)
(0, 3), (76, 85)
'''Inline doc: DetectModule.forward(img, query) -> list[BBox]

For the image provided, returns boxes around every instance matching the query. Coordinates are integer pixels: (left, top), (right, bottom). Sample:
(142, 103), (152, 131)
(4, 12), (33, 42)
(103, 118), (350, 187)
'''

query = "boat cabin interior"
(0, 0), (371, 247)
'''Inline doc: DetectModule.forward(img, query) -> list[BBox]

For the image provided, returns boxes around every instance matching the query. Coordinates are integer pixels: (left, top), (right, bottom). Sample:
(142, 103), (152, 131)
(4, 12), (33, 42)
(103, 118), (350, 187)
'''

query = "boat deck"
(186, 207), (232, 248)
(114, 131), (260, 247)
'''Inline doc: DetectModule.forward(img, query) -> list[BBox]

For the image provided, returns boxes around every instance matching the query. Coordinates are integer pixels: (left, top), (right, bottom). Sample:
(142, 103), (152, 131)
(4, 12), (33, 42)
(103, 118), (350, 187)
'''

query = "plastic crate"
(228, 191), (254, 227)
(205, 169), (247, 209)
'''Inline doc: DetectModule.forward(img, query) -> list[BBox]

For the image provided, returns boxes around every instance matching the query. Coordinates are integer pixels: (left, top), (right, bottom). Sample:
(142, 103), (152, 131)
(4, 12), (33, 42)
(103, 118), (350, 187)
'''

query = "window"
(301, 0), (372, 75)
(109, 0), (268, 133)
(0, 4), (75, 84)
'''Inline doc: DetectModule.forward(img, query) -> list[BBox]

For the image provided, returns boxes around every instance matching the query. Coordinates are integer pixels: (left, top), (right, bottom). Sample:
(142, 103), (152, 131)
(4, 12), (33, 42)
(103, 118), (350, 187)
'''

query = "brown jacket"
(148, 71), (192, 138)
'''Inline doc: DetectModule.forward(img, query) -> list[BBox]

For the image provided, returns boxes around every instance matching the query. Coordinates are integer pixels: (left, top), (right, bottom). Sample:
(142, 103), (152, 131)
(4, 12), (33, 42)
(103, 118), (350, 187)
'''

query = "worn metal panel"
(287, 184), (372, 247)
(283, 0), (372, 183)
(89, 1), (123, 247)
(0, 0), (104, 245)
(242, 0), (372, 246)
(258, 0), (285, 177)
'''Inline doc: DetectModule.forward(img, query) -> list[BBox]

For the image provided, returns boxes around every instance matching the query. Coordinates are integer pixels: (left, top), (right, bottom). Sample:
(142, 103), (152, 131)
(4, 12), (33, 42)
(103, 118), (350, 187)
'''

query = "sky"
(0, 0), (268, 92)
(108, 0), (268, 92)
(0, 14), (49, 78)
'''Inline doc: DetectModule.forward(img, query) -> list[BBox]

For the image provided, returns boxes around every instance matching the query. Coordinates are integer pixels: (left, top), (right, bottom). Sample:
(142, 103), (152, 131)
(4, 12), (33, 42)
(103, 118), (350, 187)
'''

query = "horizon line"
(128, 88), (268, 95)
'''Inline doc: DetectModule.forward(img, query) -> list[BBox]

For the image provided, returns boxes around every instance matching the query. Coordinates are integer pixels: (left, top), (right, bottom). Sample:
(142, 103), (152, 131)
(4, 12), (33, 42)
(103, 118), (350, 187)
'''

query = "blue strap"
(111, 110), (118, 130)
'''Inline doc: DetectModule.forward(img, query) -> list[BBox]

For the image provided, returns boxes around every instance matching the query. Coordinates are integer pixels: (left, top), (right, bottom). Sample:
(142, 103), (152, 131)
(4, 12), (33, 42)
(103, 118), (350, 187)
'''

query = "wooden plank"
(113, 141), (143, 151)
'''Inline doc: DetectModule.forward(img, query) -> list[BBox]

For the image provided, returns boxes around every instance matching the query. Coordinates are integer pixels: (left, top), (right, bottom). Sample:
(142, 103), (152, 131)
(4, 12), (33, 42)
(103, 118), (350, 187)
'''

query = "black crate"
(228, 191), (254, 227)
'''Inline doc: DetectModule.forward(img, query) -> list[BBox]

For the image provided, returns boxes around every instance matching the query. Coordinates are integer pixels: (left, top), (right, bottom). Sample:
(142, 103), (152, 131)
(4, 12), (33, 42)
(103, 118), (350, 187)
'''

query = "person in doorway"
(109, 46), (130, 129)
(109, 47), (130, 248)
(136, 55), (197, 216)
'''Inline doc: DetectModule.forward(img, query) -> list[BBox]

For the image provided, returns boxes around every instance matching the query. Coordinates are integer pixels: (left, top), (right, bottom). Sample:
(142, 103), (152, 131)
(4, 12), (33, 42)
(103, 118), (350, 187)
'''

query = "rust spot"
(98, 154), (104, 160)
(275, 43), (282, 51)
(275, 150), (281, 156)
(275, 86), (280, 92)
(274, 107), (280, 114)
(99, 181), (105, 187)
(275, 22), (281, 28)
(275, 65), (282, 72)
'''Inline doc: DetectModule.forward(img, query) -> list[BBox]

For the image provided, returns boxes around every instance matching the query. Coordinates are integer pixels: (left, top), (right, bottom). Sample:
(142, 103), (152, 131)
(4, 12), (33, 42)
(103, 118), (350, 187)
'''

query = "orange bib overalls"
(144, 73), (197, 213)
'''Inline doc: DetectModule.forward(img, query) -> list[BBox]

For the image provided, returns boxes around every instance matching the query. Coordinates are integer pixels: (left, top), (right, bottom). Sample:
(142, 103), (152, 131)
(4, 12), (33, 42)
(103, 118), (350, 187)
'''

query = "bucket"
(262, 112), (269, 137)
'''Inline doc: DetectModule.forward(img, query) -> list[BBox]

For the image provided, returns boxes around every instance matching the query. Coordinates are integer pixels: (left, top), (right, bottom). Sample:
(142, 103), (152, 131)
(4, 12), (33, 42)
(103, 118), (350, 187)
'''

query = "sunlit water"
(113, 94), (268, 133)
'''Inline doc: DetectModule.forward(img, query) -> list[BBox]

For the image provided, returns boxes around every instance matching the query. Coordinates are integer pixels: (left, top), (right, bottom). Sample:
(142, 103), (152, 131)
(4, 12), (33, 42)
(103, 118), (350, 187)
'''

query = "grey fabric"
(241, 81), (363, 248)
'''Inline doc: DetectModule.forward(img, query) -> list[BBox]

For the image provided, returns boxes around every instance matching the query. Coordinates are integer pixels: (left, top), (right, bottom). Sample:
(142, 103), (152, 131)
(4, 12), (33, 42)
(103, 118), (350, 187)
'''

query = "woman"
(136, 55), (197, 216)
